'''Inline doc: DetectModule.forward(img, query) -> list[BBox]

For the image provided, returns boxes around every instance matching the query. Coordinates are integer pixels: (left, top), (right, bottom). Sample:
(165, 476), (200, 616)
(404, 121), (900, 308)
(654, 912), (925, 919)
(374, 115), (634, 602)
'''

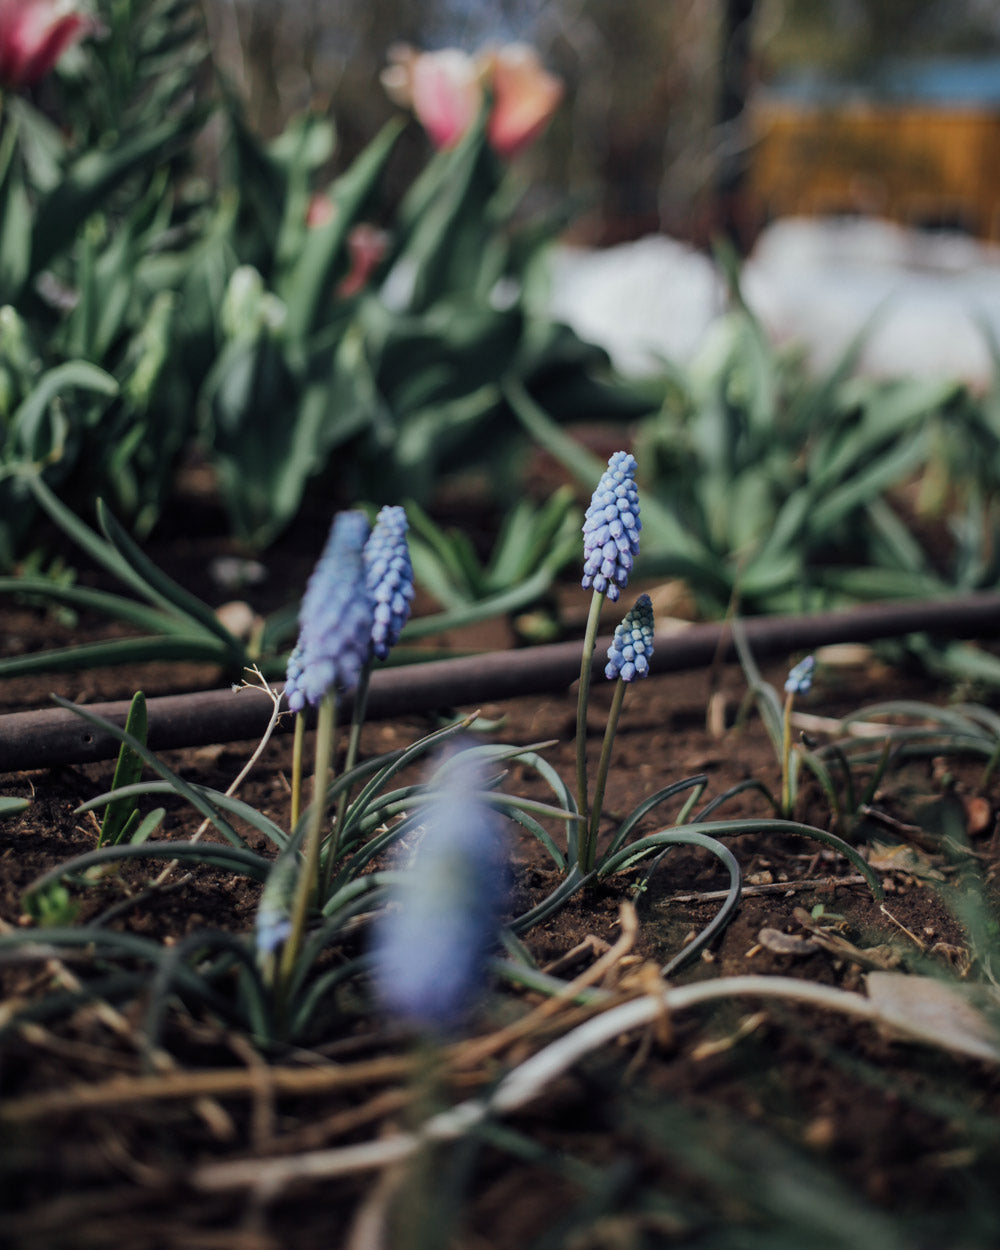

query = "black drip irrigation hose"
(2, 592), (1000, 773)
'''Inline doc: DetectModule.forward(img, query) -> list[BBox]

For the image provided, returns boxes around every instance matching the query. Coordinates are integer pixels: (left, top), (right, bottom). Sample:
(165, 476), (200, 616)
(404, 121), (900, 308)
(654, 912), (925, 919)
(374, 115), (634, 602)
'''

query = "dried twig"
(453, 901), (639, 1070)
(188, 976), (898, 1194)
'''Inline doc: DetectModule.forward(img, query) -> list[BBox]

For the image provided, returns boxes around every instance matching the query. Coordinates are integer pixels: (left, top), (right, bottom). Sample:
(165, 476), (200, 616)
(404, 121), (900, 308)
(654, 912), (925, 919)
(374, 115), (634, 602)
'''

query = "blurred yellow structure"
(750, 69), (1000, 240)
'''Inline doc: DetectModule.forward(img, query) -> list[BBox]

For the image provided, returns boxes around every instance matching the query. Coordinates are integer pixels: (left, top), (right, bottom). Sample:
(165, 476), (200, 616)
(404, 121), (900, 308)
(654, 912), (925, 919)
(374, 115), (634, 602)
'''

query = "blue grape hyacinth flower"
(255, 905), (292, 956)
(254, 850), (299, 959)
(372, 750), (510, 1033)
(581, 450), (641, 603)
(285, 510), (373, 713)
(605, 593), (655, 682)
(363, 505), (414, 661)
(283, 639), (306, 715)
(784, 655), (815, 697)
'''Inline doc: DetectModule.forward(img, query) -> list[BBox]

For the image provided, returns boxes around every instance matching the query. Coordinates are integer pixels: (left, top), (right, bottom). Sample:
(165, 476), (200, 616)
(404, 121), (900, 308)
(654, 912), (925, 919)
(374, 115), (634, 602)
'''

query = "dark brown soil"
(2, 500), (1000, 1249)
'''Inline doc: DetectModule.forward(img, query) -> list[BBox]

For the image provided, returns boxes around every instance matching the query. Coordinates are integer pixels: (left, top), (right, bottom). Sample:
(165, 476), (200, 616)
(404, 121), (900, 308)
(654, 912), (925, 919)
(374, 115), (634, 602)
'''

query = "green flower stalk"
(287, 642), (306, 829)
(581, 593), (654, 873)
(284, 512), (373, 828)
(575, 452), (641, 834)
(279, 511), (372, 991)
(781, 655), (814, 817)
(254, 845), (298, 986)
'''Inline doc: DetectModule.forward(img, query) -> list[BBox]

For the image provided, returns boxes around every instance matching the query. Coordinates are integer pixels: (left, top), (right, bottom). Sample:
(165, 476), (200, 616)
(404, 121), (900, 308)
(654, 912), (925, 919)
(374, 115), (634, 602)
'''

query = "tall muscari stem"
(280, 692), (337, 988)
(289, 686), (305, 830)
(575, 452), (641, 862)
(781, 655), (815, 817)
(582, 593), (654, 872)
(575, 590), (604, 825)
(333, 665), (370, 863)
(277, 510), (373, 988)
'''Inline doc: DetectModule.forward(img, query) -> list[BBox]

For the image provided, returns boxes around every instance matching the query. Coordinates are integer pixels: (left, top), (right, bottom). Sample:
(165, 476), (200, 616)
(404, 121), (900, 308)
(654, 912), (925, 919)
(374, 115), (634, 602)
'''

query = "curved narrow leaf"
(10, 363), (117, 459)
(52, 696), (245, 848)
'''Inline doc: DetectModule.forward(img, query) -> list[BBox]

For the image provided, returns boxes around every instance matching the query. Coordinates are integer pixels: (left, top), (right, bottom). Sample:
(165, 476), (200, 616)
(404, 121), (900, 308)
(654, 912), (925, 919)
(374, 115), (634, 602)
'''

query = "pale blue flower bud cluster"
(283, 640), (305, 711)
(605, 593), (654, 682)
(255, 906), (292, 955)
(581, 451), (641, 602)
(254, 850), (298, 956)
(364, 505), (415, 661)
(784, 655), (815, 696)
(372, 750), (509, 1032)
(284, 511), (374, 713)
(284, 506), (416, 712)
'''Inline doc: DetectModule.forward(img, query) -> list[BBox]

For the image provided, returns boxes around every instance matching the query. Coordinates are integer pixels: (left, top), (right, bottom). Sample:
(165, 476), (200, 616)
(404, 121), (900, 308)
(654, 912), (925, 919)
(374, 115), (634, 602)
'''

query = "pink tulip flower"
(0, 0), (93, 91)
(409, 47), (482, 151)
(485, 44), (564, 158)
(383, 42), (563, 158)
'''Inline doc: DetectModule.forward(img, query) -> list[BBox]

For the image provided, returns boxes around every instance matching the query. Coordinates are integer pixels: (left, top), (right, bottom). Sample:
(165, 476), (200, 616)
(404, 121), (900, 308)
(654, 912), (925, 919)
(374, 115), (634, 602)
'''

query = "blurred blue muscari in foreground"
(605, 593), (654, 682)
(255, 850), (298, 958)
(363, 505), (415, 661)
(284, 511), (373, 712)
(581, 450), (641, 602)
(784, 654), (816, 697)
(372, 749), (509, 1033)
(255, 905), (292, 957)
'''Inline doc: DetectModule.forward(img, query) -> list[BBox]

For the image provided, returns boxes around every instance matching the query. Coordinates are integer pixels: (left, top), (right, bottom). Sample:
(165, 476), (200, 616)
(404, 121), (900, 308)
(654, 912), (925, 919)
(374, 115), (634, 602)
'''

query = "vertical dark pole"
(716, 0), (757, 251)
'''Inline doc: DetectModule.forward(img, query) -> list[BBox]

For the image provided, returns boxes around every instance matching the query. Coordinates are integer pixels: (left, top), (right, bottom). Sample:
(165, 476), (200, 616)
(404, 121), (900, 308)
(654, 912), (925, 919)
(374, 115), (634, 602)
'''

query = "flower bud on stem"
(582, 675), (628, 873)
(290, 713), (305, 830)
(574, 590), (604, 837)
(279, 692), (337, 995)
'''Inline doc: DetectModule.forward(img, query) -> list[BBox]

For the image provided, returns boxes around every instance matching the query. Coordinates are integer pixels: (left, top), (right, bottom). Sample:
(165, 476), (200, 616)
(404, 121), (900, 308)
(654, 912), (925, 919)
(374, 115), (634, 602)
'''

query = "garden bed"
(2, 510), (1000, 1250)
(6, 5), (1000, 1243)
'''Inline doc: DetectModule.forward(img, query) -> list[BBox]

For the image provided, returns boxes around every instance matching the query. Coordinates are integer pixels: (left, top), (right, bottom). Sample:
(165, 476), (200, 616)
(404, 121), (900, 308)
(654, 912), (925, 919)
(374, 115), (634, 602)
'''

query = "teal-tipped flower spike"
(582, 451), (641, 602)
(784, 655), (815, 696)
(605, 593), (654, 682)
(363, 505), (414, 661)
(285, 510), (373, 712)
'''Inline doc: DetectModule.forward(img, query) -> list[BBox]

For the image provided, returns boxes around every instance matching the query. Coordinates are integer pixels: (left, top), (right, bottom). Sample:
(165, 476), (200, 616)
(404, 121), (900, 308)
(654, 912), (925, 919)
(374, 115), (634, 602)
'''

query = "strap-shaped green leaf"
(0, 634), (231, 679)
(53, 695), (245, 849)
(0, 577), (187, 635)
(96, 500), (246, 659)
(99, 692), (148, 847)
(79, 781), (289, 851)
(31, 109), (207, 276)
(9, 364), (118, 460)
(279, 120), (402, 340)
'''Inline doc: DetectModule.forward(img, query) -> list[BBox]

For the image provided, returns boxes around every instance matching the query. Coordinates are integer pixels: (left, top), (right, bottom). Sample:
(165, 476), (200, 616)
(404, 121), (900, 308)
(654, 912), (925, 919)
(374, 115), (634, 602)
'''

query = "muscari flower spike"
(284, 510), (373, 713)
(363, 505), (415, 661)
(372, 749), (510, 1033)
(254, 850), (299, 957)
(784, 655), (815, 697)
(605, 592), (654, 682)
(581, 450), (641, 602)
(283, 639), (306, 714)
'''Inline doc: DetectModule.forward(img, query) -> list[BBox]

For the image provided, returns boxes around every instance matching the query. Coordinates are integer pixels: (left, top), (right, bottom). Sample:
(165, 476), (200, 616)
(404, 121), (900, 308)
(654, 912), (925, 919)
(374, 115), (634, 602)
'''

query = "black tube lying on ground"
(2, 592), (999, 771)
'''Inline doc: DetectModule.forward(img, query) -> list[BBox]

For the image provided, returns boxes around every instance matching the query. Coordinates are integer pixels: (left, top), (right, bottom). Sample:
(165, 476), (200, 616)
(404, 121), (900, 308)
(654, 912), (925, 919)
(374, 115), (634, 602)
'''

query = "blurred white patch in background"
(548, 236), (726, 378)
(549, 218), (1000, 387)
